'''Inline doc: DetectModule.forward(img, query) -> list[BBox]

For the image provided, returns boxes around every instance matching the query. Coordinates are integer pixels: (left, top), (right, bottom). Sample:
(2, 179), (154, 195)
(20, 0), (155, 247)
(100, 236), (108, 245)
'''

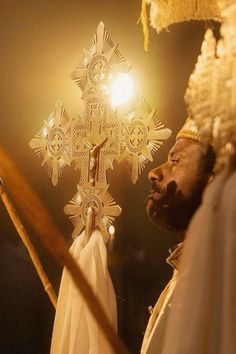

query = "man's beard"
(146, 182), (203, 234)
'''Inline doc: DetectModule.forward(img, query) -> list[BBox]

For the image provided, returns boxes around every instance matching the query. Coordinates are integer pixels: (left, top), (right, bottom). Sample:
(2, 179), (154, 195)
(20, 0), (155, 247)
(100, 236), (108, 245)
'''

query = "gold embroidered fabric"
(147, 0), (221, 32)
(184, 1), (236, 169)
(176, 118), (201, 142)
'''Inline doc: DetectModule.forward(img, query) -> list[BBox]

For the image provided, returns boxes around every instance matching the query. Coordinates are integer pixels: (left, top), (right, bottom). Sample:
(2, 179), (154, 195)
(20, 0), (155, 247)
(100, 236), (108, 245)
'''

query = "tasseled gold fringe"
(141, 0), (222, 45)
(141, 0), (149, 51)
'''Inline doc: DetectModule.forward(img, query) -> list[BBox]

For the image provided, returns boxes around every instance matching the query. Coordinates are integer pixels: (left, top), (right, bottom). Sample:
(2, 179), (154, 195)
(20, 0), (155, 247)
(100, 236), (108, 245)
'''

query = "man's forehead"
(169, 138), (201, 155)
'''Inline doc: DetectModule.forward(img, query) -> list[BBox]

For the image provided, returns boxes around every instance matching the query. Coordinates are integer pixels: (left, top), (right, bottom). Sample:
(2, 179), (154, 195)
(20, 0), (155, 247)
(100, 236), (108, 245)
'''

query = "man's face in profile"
(146, 138), (211, 237)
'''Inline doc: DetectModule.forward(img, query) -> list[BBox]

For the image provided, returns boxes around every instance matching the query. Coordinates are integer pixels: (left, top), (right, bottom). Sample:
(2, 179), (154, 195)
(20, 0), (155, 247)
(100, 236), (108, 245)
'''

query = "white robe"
(50, 230), (117, 354)
(161, 171), (236, 354)
(141, 244), (183, 354)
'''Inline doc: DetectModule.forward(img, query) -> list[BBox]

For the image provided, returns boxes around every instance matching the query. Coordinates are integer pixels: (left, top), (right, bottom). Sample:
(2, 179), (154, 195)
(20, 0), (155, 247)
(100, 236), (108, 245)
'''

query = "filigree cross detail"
(30, 22), (171, 242)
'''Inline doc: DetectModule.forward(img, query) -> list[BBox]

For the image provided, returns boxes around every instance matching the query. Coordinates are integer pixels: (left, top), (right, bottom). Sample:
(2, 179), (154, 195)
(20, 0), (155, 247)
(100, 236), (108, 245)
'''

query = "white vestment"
(141, 244), (183, 354)
(142, 170), (236, 353)
(161, 171), (236, 353)
(50, 230), (117, 354)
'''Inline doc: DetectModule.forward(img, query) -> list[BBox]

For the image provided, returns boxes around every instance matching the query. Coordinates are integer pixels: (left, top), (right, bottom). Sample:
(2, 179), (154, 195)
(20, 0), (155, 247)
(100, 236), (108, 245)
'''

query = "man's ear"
(207, 172), (215, 185)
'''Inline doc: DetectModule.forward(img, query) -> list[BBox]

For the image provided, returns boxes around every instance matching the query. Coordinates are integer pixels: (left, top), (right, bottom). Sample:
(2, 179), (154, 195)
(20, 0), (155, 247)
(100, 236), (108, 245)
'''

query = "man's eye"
(170, 159), (179, 166)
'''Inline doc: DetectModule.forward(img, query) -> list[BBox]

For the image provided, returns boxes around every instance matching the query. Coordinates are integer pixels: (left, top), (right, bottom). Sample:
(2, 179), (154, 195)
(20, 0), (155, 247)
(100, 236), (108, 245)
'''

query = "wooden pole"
(0, 146), (130, 354)
(0, 179), (57, 309)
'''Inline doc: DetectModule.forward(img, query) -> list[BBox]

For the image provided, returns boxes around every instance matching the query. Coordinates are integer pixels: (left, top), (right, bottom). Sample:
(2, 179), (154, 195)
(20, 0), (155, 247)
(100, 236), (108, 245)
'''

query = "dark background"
(0, 1), (219, 353)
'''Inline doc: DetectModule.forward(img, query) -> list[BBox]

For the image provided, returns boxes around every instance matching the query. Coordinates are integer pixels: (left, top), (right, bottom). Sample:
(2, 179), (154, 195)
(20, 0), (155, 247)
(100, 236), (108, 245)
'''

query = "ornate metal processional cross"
(30, 22), (171, 243)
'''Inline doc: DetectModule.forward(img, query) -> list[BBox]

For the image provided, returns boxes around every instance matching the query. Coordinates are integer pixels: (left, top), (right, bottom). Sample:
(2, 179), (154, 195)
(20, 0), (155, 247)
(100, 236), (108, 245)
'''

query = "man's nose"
(148, 165), (164, 182)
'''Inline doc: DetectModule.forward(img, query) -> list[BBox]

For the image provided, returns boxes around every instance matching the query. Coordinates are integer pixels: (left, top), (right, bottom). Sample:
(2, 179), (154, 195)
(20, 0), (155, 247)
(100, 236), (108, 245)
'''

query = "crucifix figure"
(29, 21), (172, 244)
(84, 137), (108, 185)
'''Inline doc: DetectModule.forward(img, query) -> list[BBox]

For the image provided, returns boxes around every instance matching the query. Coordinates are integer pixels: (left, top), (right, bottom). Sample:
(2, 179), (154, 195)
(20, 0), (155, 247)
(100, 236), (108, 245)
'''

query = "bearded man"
(141, 118), (215, 354)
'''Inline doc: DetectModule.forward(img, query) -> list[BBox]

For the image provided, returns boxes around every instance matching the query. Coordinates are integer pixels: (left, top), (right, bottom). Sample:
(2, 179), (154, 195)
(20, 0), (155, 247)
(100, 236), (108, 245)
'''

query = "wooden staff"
(0, 179), (57, 309)
(0, 146), (130, 354)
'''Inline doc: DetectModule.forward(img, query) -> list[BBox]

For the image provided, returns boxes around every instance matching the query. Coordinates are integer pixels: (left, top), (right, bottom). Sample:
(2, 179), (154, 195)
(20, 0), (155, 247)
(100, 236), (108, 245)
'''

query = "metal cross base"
(30, 22), (171, 243)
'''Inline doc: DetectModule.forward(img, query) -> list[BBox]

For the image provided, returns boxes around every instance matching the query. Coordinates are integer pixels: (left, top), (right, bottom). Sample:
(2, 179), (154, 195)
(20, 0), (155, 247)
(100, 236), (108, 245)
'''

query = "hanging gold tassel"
(140, 0), (149, 51)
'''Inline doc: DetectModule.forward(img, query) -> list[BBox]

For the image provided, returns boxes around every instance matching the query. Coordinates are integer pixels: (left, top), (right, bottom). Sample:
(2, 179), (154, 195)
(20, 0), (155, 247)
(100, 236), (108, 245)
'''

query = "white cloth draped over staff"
(50, 230), (117, 354)
(160, 170), (236, 354)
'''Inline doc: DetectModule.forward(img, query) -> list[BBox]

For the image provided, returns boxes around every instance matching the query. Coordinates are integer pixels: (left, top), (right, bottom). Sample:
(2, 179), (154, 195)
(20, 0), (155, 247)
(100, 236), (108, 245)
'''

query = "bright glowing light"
(108, 225), (115, 237)
(111, 74), (133, 107)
